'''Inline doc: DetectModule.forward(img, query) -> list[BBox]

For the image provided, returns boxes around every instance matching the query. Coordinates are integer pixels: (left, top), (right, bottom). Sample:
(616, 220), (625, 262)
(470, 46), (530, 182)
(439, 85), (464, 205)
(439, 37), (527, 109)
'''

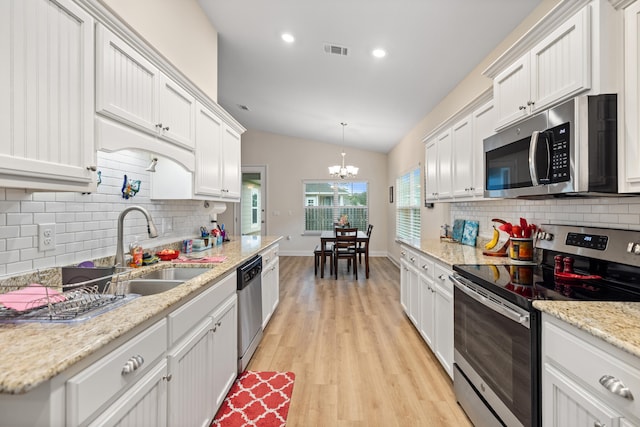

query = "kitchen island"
(0, 235), (281, 426)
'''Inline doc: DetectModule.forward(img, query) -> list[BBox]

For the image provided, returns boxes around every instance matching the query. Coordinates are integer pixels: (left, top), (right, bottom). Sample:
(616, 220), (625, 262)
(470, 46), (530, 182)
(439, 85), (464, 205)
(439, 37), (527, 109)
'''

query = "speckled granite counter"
(534, 301), (640, 359)
(0, 235), (282, 394)
(398, 238), (513, 266)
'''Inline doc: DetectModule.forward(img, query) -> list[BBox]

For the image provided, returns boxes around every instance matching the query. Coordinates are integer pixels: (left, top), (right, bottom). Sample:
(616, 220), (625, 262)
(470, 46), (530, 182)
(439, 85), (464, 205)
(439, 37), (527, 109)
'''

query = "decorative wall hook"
(121, 174), (141, 199)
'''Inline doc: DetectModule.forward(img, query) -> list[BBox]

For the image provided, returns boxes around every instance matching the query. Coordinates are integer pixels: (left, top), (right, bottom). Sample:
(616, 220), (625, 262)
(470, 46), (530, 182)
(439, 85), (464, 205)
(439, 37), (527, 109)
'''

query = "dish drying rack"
(0, 271), (138, 323)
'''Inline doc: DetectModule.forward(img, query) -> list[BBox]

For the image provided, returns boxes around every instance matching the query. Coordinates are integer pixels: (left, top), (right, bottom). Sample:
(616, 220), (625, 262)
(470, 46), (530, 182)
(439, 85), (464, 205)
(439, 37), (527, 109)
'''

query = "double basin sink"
(123, 267), (212, 295)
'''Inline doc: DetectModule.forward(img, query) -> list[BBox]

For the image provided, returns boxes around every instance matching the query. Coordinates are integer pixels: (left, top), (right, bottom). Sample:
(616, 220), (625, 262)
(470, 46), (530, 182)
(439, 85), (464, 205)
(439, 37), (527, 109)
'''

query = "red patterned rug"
(211, 371), (295, 427)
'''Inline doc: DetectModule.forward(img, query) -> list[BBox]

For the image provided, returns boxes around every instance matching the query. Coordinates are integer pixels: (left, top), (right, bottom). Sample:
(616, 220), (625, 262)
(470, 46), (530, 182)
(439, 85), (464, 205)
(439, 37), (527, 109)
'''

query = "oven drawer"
(543, 316), (640, 418)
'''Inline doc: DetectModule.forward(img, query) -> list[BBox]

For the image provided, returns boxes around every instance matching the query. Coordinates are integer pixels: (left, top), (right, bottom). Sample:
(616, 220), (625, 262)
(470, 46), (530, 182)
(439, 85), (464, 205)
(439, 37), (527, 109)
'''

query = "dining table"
(320, 229), (370, 279)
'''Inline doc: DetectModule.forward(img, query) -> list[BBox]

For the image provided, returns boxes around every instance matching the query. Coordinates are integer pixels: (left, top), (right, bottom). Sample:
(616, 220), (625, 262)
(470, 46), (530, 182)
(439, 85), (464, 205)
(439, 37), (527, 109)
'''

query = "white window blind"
(396, 167), (421, 242)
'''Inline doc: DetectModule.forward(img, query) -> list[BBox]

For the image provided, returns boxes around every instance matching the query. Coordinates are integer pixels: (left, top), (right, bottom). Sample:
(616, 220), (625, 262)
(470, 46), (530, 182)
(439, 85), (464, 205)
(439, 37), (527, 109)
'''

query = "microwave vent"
(324, 43), (349, 56)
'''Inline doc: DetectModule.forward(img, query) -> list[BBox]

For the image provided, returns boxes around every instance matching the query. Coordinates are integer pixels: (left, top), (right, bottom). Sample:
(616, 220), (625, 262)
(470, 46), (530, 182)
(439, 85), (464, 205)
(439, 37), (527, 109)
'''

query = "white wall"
(100, 0), (219, 101)
(0, 150), (216, 277)
(240, 130), (388, 256)
(386, 0), (564, 263)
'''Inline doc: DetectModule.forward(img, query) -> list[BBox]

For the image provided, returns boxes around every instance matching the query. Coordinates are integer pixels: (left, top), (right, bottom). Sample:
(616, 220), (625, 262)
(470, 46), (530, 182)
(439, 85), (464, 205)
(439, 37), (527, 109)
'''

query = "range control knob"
(635, 244), (640, 255)
(542, 232), (554, 241)
(628, 242), (635, 254)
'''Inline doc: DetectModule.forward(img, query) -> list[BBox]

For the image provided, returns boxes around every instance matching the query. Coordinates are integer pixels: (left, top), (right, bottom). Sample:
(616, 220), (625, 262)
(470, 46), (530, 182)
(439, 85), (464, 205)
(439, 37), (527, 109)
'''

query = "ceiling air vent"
(324, 43), (349, 56)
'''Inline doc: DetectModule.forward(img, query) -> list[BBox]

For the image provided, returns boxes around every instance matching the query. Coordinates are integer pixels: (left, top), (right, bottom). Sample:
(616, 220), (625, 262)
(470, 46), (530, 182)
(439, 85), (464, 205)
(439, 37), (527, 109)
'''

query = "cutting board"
(461, 221), (479, 247)
(452, 219), (465, 242)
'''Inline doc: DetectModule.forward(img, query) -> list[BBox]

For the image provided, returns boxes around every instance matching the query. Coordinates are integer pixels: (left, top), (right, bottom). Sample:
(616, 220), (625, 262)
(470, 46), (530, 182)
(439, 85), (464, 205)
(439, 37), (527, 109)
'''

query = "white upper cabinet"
(621, 1), (640, 193)
(194, 101), (224, 197)
(424, 92), (494, 202)
(95, 24), (196, 151)
(471, 100), (496, 197)
(0, 0), (96, 192)
(221, 125), (241, 199)
(493, 6), (591, 129)
(451, 115), (473, 198)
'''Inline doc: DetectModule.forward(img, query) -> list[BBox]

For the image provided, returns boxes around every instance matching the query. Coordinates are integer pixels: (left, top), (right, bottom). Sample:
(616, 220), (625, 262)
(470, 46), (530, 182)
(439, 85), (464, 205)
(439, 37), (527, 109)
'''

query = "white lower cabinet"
(400, 244), (454, 379)
(541, 313), (640, 427)
(211, 295), (239, 411)
(260, 244), (280, 328)
(88, 359), (168, 427)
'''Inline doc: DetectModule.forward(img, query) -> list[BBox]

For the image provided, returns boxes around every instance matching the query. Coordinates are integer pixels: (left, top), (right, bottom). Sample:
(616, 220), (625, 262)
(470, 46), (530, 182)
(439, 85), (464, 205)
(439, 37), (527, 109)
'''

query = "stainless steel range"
(451, 224), (640, 427)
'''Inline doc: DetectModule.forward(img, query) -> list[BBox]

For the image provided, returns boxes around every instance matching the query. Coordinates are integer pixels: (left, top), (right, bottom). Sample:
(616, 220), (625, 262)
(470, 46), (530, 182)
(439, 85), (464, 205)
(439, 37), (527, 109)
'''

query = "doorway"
(239, 166), (266, 236)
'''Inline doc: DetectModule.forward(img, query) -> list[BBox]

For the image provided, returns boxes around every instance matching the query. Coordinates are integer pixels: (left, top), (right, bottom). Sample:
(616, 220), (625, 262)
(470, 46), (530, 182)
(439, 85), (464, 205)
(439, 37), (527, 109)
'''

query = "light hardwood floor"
(247, 256), (473, 427)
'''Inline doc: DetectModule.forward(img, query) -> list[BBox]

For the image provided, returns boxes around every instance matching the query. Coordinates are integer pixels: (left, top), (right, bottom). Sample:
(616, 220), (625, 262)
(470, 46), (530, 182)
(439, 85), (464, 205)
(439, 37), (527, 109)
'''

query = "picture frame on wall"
(389, 186), (394, 203)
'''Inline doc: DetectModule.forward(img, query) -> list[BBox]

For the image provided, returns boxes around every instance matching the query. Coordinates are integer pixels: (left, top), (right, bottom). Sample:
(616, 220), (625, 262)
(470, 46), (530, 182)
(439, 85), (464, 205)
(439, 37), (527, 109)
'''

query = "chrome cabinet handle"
(86, 165), (97, 171)
(421, 265), (429, 270)
(163, 374), (173, 382)
(599, 375), (634, 400)
(519, 105), (527, 110)
(527, 100), (535, 106)
(162, 126), (170, 131)
(438, 274), (446, 281)
(121, 355), (144, 375)
(155, 123), (163, 129)
(593, 422), (605, 427)
(410, 256), (415, 263)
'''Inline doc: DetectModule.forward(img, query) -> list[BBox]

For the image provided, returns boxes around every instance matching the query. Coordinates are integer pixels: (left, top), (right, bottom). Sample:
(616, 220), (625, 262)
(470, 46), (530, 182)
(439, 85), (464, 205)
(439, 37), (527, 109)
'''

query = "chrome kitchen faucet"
(114, 206), (159, 267)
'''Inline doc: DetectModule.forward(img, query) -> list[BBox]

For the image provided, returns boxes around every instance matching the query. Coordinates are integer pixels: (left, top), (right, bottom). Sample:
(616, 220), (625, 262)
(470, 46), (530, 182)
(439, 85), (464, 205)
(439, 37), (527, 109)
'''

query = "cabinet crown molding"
(483, 0), (592, 78)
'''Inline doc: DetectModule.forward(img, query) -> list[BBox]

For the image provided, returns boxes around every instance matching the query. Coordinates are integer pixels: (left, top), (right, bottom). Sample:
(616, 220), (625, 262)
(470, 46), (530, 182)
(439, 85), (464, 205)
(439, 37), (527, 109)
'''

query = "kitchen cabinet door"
(96, 24), (160, 135)
(221, 125), (242, 199)
(194, 101), (224, 197)
(159, 74), (196, 149)
(543, 363), (624, 427)
(0, 0), (96, 192)
(88, 360), (168, 427)
(425, 138), (439, 201)
(211, 294), (238, 411)
(622, 1), (640, 193)
(419, 259), (436, 350)
(451, 115), (474, 199)
(494, 54), (531, 129)
(436, 129), (453, 200)
(471, 100), (495, 197)
(530, 6), (591, 113)
(167, 318), (214, 427)
(434, 263), (454, 379)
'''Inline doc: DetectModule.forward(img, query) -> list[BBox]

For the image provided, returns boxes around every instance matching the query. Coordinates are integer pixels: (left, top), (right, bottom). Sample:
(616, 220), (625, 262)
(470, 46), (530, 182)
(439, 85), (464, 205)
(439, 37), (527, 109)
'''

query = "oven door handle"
(451, 275), (530, 328)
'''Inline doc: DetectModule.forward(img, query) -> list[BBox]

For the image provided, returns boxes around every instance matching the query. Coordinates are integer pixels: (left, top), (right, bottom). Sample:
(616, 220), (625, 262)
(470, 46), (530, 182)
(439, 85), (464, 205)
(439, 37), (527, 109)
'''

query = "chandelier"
(328, 123), (359, 179)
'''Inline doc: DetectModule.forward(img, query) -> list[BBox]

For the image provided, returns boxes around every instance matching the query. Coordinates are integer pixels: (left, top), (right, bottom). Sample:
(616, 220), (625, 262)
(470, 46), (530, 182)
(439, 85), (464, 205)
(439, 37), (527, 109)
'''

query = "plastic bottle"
(130, 236), (143, 268)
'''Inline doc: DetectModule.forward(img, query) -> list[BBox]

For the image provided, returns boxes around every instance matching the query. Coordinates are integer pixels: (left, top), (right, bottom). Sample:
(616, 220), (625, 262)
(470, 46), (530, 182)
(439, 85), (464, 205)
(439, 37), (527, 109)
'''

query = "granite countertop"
(0, 235), (282, 395)
(534, 301), (640, 359)
(398, 238), (514, 267)
(401, 238), (640, 361)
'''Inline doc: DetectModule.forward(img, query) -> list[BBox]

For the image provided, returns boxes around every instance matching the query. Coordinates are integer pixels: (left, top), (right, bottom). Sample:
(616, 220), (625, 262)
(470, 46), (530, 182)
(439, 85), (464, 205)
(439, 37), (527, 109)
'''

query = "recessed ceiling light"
(281, 33), (295, 43)
(372, 48), (387, 58)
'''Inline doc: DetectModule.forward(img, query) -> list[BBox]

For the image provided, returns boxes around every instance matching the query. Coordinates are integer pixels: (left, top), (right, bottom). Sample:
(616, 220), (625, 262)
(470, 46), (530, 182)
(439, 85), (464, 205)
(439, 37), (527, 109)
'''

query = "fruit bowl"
(156, 250), (180, 261)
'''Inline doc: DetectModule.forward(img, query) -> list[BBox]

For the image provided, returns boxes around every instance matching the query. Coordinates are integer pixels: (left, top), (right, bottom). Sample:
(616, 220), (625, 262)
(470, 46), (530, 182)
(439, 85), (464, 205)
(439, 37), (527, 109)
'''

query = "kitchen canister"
(509, 237), (534, 263)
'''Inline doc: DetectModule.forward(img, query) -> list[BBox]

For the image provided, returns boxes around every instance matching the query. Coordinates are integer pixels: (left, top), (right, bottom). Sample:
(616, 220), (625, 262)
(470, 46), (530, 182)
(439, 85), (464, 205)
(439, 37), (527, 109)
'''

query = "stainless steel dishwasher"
(237, 255), (263, 372)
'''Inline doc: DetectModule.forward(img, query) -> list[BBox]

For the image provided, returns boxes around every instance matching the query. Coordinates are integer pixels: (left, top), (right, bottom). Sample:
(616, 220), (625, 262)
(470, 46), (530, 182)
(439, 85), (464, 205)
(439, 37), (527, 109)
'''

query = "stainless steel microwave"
(483, 94), (618, 199)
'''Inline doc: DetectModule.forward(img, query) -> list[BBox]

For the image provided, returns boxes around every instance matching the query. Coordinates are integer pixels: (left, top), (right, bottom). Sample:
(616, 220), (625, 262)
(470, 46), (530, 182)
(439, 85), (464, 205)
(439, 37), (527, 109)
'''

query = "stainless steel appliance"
(452, 224), (640, 427)
(237, 255), (263, 372)
(484, 94), (617, 199)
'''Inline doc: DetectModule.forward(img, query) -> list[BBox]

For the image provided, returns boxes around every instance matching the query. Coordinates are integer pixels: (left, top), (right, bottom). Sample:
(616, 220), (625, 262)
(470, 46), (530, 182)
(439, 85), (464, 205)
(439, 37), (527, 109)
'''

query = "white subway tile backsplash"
(0, 150), (223, 277)
(451, 196), (640, 237)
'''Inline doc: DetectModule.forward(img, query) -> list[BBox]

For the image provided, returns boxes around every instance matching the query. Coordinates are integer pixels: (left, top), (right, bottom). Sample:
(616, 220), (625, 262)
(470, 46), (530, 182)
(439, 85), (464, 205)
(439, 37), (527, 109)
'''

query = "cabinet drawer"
(168, 272), (236, 345)
(67, 319), (167, 426)
(544, 318), (640, 417)
(433, 263), (453, 292)
(260, 244), (279, 267)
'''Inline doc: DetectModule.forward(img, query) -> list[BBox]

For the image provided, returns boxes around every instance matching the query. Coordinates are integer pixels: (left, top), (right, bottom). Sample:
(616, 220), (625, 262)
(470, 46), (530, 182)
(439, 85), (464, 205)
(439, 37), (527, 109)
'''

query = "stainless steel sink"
(123, 280), (184, 296)
(122, 267), (212, 296)
(134, 267), (211, 282)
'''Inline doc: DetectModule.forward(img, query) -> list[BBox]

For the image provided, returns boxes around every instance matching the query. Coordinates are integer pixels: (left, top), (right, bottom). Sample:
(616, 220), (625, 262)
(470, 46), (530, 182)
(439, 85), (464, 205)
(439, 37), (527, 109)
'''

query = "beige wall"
(386, 0), (563, 263)
(240, 130), (388, 256)
(100, 0), (219, 101)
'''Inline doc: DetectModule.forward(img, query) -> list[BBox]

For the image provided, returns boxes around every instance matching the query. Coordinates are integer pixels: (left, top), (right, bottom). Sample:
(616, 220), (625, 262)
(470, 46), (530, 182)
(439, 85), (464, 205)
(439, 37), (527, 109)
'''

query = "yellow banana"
(484, 226), (500, 250)
(489, 264), (500, 282)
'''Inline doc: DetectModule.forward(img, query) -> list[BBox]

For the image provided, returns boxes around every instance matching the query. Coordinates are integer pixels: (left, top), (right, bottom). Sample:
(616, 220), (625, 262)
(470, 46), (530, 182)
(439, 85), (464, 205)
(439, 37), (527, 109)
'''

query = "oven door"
(452, 275), (535, 427)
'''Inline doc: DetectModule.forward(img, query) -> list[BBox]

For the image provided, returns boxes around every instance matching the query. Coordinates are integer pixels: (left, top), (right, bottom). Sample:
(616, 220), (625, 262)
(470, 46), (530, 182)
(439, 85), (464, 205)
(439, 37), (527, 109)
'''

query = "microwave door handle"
(529, 131), (540, 185)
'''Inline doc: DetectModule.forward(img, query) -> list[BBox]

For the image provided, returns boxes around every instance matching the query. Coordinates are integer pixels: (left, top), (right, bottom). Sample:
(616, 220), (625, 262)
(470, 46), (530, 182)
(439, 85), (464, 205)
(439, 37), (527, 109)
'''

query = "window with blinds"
(396, 167), (421, 241)
(304, 181), (368, 232)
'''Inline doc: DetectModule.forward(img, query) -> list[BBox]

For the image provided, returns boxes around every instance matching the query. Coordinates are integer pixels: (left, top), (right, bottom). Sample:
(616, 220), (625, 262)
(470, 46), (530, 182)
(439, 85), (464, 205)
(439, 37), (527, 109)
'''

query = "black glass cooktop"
(453, 263), (640, 310)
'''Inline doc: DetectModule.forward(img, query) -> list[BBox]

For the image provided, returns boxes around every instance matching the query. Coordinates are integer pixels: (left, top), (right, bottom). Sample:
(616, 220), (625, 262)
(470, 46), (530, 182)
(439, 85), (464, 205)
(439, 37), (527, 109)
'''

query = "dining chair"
(357, 224), (373, 278)
(333, 227), (358, 279)
(314, 242), (333, 276)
